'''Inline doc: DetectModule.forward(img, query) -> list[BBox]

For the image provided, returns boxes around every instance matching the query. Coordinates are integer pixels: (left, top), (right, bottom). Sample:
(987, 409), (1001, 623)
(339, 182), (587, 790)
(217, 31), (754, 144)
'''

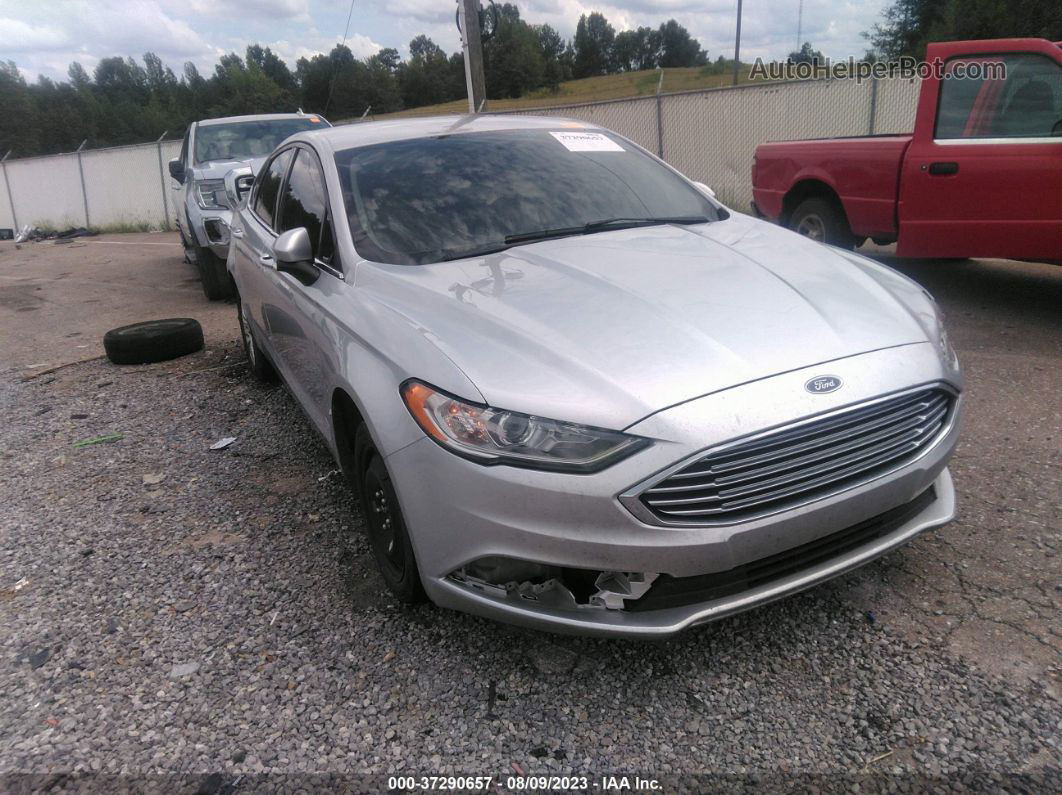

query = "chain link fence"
(0, 76), (921, 232)
(0, 139), (181, 233)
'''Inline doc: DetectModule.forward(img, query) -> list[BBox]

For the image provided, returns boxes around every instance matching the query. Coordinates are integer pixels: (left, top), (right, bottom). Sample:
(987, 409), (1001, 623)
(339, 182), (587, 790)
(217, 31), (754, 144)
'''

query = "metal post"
(732, 0), (743, 86)
(1, 150), (18, 232)
(155, 131), (170, 231)
(459, 0), (487, 112)
(655, 94), (664, 158)
(867, 77), (880, 135)
(75, 139), (90, 228)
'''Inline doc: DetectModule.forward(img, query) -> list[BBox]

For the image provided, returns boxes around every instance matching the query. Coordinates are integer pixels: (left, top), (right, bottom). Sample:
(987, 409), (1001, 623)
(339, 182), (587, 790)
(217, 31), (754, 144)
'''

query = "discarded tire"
(103, 318), (204, 365)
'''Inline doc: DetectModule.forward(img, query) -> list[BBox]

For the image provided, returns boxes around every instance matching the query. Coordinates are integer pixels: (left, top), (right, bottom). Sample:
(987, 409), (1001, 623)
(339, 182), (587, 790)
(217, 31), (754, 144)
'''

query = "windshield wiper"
(438, 216), (712, 262)
(504, 215), (709, 245)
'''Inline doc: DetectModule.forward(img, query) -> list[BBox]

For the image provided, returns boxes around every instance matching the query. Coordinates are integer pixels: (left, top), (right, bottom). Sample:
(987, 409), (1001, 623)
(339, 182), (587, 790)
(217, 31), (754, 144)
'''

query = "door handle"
(258, 253), (275, 268)
(928, 162), (959, 176)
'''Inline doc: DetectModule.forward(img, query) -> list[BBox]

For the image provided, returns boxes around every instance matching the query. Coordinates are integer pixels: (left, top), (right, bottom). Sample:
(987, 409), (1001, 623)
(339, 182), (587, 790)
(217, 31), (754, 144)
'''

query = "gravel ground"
(0, 252), (1059, 791)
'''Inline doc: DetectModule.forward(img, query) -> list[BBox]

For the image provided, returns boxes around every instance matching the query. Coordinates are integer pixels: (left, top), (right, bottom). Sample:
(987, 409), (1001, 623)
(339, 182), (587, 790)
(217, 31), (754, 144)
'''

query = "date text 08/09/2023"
(387, 775), (663, 791)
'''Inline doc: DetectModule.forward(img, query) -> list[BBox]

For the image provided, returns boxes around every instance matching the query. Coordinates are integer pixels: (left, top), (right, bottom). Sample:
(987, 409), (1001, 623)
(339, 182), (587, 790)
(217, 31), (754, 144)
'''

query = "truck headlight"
(401, 380), (648, 473)
(196, 179), (229, 210)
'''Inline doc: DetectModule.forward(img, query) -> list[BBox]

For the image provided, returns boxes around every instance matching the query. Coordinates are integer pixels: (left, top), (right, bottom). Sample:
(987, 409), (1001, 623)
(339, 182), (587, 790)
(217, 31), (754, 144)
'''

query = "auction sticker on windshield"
(550, 131), (625, 152)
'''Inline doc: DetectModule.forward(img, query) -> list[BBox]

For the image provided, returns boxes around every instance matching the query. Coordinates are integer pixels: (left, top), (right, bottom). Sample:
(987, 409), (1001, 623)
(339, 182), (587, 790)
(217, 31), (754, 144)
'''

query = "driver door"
(898, 45), (1062, 260)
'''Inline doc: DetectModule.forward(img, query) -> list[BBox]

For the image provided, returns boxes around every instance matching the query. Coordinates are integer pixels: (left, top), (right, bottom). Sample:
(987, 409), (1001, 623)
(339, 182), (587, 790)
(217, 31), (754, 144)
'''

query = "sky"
(2, 0), (891, 83)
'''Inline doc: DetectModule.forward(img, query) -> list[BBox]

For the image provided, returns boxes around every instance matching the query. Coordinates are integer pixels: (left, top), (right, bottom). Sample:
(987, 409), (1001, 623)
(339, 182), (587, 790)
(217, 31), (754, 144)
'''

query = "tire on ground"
(103, 318), (204, 365)
(196, 246), (235, 301)
(788, 196), (856, 249)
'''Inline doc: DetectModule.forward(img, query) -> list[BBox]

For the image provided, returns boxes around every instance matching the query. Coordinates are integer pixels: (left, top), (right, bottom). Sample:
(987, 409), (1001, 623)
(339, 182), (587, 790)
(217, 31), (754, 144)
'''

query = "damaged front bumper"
(432, 472), (952, 637)
(383, 344), (961, 638)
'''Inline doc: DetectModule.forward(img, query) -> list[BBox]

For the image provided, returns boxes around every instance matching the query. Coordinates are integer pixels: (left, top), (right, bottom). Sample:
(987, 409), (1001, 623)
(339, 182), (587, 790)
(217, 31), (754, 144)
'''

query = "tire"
(237, 295), (277, 382)
(353, 424), (426, 604)
(195, 245), (235, 301)
(103, 318), (204, 365)
(788, 197), (855, 249)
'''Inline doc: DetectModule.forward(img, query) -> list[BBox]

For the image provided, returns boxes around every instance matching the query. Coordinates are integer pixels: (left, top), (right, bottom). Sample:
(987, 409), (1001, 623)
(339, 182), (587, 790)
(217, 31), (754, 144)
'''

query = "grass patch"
(356, 67), (754, 122)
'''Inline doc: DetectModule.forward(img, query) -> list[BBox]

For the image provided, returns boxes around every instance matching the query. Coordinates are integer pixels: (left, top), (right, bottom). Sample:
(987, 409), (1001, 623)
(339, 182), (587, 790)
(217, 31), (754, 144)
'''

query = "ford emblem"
(805, 375), (842, 394)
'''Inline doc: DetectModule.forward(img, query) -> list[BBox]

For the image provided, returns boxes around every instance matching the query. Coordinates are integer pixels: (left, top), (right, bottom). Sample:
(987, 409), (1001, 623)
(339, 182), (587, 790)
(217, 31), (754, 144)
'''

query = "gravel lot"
(0, 237), (1059, 790)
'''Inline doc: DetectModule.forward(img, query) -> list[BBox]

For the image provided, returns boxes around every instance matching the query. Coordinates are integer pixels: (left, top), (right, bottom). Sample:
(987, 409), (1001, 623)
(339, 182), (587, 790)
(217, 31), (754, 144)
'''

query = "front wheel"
(353, 424), (426, 604)
(237, 296), (276, 382)
(788, 197), (855, 249)
(195, 245), (235, 300)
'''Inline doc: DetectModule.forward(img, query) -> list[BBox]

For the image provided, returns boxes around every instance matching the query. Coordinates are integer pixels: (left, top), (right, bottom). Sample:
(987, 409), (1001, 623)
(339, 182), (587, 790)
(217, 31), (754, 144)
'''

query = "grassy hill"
(364, 66), (751, 121)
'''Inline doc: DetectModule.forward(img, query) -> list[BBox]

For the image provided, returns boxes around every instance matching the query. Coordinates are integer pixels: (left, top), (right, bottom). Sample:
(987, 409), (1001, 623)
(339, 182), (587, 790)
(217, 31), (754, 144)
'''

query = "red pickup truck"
(752, 38), (1062, 261)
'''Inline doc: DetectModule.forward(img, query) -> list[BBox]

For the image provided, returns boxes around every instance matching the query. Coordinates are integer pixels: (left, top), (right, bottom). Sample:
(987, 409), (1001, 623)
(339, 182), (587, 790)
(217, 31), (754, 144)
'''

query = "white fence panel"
(662, 79), (873, 210)
(81, 141), (180, 229)
(873, 77), (921, 134)
(0, 166), (15, 231)
(6, 153), (86, 229)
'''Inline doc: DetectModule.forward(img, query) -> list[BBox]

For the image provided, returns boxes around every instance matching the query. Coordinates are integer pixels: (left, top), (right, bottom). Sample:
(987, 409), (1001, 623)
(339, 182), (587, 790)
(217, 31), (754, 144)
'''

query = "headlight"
(401, 380), (649, 473)
(196, 179), (229, 210)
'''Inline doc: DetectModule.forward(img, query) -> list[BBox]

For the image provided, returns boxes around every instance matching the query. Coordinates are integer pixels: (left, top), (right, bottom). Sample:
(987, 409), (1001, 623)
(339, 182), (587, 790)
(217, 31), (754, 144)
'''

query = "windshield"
(194, 118), (324, 164)
(334, 129), (722, 265)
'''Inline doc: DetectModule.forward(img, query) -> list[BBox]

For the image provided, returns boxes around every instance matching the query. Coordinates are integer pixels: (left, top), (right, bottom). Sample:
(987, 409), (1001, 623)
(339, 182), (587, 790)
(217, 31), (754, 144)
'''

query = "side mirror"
(1052, 119), (1062, 137)
(693, 181), (716, 198)
(224, 166), (253, 208)
(168, 158), (185, 184)
(272, 227), (319, 284)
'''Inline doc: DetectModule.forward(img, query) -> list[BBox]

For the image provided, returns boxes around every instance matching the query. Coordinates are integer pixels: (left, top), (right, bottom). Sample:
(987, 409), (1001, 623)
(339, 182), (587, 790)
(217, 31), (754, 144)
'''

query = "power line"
(324, 0), (357, 116)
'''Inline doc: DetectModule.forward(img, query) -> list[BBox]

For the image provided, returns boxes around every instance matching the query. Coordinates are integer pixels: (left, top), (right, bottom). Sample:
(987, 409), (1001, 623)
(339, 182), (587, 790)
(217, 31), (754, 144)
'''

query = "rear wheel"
(353, 424), (426, 604)
(195, 245), (235, 300)
(789, 197), (855, 249)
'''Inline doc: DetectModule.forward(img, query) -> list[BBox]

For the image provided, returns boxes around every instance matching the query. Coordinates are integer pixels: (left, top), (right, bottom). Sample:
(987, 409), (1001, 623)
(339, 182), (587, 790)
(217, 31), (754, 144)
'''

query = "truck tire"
(103, 318), (204, 365)
(789, 197), (855, 249)
(195, 245), (235, 301)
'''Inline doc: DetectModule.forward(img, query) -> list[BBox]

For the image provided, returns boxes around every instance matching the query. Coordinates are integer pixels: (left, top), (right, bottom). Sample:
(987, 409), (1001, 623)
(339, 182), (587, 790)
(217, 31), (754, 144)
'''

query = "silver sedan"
(226, 115), (962, 638)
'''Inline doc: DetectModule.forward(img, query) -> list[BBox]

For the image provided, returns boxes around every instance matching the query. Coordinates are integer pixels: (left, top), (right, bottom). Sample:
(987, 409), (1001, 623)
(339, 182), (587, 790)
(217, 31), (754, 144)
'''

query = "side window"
(277, 148), (333, 263)
(179, 129), (189, 166)
(252, 148), (294, 229)
(936, 53), (1062, 139)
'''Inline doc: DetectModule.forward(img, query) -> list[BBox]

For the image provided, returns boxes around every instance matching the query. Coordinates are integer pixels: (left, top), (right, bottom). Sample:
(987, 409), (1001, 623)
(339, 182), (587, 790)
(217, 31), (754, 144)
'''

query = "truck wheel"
(195, 246), (235, 300)
(353, 424), (426, 604)
(789, 198), (855, 249)
(103, 318), (204, 365)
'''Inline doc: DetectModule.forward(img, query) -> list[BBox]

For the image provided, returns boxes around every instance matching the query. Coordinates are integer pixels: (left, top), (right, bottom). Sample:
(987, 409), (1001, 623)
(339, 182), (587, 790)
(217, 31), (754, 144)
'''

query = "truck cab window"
(937, 53), (1062, 139)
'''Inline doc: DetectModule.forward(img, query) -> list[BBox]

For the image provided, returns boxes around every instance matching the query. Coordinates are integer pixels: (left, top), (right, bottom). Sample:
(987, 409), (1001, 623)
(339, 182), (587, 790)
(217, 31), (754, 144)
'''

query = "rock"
(169, 662), (200, 678)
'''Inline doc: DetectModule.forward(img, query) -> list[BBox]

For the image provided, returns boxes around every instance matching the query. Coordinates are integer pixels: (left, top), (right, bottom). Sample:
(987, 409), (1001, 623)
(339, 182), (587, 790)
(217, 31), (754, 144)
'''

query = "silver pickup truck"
(168, 112), (330, 299)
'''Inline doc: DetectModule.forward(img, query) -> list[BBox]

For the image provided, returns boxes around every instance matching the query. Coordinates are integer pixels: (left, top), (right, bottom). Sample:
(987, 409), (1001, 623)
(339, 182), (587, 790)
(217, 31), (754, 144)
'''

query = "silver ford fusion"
(227, 115), (962, 638)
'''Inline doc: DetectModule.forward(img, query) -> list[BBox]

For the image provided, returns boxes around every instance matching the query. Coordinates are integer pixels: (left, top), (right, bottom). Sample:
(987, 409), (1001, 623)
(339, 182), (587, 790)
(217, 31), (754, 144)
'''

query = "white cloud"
(0, 18), (69, 51)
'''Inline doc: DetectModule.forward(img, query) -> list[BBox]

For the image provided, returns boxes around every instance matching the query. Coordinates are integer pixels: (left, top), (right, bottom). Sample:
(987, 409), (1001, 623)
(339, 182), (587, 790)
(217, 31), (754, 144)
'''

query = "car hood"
(192, 156), (269, 180)
(357, 214), (932, 430)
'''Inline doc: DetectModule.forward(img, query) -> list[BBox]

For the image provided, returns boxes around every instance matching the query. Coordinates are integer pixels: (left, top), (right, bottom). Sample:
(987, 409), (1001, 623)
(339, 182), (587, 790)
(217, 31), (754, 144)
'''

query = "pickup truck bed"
(753, 135), (912, 244)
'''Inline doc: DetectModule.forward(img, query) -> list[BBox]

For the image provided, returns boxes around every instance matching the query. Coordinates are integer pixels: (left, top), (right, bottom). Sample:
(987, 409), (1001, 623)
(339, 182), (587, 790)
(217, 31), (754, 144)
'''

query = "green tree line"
(0, 4), (708, 158)
(865, 0), (1061, 58)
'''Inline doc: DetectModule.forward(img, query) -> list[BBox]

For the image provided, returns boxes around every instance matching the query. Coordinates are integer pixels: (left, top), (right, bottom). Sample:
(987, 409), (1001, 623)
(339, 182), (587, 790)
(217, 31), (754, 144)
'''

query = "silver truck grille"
(639, 388), (953, 523)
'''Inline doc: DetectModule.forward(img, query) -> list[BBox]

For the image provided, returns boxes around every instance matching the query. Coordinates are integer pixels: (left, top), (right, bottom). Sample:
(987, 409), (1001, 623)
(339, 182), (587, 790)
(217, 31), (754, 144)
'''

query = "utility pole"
(459, 0), (487, 113)
(732, 0), (743, 86)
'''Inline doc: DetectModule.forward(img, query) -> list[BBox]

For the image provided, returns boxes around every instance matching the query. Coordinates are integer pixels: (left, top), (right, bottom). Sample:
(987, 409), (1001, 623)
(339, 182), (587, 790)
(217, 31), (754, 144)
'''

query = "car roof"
(290, 114), (606, 151)
(196, 113), (325, 127)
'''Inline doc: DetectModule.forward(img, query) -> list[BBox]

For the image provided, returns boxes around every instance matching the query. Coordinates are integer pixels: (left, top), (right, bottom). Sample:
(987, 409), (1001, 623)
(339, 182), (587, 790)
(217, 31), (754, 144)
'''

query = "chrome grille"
(639, 388), (953, 523)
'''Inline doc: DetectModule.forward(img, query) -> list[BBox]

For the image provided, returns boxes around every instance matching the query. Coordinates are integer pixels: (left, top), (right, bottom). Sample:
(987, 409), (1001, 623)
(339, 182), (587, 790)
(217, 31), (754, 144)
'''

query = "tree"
(788, 42), (825, 64)
(657, 20), (707, 68)
(483, 4), (546, 99)
(865, 0), (1061, 59)
(573, 12), (615, 77)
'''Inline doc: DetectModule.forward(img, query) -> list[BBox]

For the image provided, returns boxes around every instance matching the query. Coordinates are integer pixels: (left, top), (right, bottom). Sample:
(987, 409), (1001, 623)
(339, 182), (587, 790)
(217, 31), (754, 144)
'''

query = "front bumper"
(186, 200), (232, 258)
(384, 343), (961, 638)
